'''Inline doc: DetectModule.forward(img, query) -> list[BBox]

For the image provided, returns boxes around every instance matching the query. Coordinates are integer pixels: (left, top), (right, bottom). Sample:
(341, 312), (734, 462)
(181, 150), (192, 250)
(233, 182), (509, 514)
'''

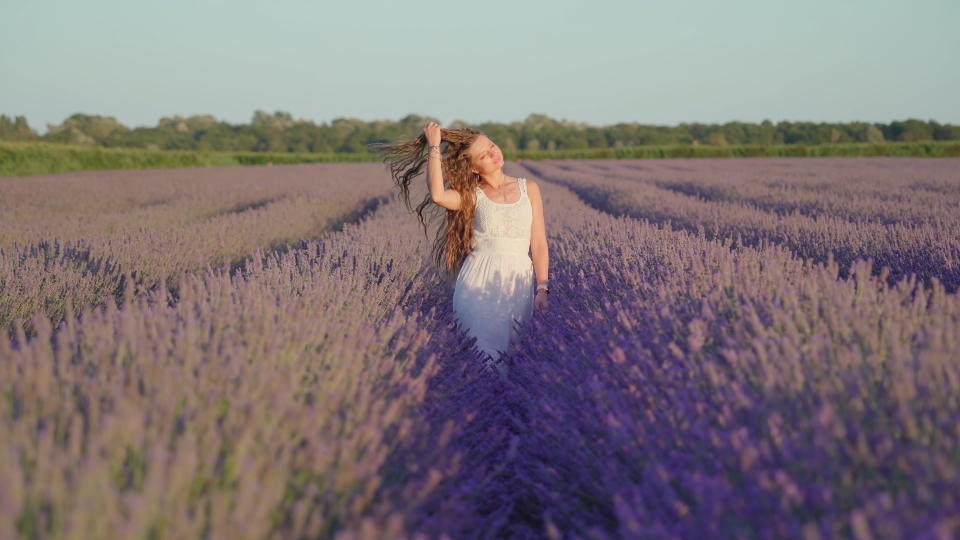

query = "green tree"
(864, 125), (885, 143)
(932, 121), (960, 141)
(8, 111), (955, 153)
(0, 115), (37, 141)
(44, 114), (128, 146)
(884, 119), (934, 142)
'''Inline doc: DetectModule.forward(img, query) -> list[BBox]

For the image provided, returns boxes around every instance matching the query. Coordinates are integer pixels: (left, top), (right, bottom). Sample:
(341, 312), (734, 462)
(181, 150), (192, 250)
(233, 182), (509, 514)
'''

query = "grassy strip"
(3, 140), (958, 177)
(504, 141), (960, 160)
(0, 141), (378, 177)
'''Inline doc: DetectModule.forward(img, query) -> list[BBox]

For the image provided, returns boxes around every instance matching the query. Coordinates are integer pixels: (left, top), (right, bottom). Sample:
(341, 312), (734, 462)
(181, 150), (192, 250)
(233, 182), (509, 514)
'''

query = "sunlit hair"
(373, 128), (483, 275)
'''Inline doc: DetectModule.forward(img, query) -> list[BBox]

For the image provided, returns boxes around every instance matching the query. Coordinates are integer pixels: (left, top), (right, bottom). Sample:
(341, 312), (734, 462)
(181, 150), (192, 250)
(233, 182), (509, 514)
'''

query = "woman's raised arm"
(424, 122), (461, 211)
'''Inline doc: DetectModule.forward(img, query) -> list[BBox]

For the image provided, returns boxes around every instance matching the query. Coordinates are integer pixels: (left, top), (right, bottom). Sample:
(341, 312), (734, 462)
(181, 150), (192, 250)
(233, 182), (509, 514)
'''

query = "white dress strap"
(518, 177), (527, 196)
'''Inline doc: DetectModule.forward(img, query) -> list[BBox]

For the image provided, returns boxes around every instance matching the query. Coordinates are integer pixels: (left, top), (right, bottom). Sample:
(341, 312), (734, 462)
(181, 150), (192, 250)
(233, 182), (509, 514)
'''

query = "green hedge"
(3, 140), (958, 177)
(502, 141), (960, 161)
(0, 142), (378, 177)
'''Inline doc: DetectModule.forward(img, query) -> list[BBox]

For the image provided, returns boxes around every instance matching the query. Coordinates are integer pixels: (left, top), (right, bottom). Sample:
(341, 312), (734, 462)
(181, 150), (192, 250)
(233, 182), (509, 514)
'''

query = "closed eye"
(479, 141), (495, 159)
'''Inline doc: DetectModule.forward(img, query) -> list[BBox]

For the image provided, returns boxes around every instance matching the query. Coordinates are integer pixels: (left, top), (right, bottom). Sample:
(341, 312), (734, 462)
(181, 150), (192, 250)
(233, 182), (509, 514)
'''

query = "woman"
(376, 122), (549, 373)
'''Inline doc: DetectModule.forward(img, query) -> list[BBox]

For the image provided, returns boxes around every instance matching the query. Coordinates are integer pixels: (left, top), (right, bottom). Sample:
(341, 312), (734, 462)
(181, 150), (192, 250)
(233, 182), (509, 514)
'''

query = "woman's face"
(467, 135), (503, 176)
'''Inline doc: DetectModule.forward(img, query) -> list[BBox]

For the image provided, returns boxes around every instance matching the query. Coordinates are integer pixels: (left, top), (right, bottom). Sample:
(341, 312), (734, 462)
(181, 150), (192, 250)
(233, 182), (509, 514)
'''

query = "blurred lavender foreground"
(2, 159), (960, 539)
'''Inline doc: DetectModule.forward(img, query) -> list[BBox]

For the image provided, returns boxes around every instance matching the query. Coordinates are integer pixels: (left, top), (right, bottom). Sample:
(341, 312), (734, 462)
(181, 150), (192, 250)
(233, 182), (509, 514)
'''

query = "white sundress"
(453, 177), (535, 367)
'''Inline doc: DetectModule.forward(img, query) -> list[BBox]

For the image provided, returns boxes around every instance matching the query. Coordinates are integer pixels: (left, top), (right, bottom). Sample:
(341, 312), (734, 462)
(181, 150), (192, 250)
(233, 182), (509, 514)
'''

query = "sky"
(2, 0), (958, 132)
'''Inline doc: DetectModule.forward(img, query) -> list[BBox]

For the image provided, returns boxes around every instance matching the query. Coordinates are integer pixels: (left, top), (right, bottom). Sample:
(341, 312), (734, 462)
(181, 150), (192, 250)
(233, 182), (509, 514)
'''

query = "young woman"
(377, 122), (549, 372)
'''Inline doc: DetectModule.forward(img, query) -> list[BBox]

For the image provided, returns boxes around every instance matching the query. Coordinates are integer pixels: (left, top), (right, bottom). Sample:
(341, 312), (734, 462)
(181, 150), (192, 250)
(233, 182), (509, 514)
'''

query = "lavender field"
(2, 159), (960, 539)
(0, 165), (391, 332)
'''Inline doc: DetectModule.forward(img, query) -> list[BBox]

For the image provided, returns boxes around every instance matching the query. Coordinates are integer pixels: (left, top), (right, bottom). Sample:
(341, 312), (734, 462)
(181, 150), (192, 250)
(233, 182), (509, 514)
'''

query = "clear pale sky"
(2, 0), (957, 132)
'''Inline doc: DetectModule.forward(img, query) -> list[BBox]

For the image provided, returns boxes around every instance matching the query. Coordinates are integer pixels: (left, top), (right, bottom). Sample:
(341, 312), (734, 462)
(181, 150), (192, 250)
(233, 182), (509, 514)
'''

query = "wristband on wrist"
(536, 283), (550, 294)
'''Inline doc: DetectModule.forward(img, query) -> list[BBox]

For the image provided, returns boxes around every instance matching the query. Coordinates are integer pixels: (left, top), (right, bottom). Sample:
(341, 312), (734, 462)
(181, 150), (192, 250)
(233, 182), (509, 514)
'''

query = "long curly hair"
(373, 128), (484, 275)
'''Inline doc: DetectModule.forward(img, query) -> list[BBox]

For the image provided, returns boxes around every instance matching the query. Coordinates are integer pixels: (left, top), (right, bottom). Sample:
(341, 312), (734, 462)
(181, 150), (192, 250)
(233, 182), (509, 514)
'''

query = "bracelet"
(536, 283), (550, 294)
(427, 145), (440, 152)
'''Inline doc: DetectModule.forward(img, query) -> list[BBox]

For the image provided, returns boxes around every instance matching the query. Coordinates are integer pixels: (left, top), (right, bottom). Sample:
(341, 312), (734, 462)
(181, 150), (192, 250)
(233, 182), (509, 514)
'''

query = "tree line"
(2, 112), (958, 153)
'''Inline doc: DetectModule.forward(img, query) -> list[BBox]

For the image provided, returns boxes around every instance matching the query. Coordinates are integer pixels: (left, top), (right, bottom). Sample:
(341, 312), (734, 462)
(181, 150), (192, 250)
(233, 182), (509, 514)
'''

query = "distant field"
(3, 159), (960, 538)
(2, 139), (959, 177)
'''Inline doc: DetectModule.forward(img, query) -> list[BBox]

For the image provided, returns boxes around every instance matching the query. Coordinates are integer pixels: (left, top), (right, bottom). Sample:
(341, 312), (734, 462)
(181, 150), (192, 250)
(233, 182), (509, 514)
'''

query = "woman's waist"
(469, 236), (530, 255)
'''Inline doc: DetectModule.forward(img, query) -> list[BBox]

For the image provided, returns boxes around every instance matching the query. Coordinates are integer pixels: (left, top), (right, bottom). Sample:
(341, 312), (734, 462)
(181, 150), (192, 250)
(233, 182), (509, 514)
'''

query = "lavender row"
(498, 164), (960, 538)
(0, 164), (392, 333)
(580, 158), (960, 228)
(0, 164), (392, 248)
(0, 198), (495, 539)
(523, 159), (960, 291)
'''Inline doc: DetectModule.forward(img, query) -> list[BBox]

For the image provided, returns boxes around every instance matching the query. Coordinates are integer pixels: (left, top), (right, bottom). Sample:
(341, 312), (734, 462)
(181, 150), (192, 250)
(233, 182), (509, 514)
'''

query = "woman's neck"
(479, 169), (507, 188)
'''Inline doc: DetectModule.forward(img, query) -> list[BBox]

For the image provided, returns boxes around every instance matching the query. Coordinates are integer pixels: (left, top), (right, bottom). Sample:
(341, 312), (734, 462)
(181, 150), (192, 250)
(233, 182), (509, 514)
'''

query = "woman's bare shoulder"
(524, 177), (541, 194)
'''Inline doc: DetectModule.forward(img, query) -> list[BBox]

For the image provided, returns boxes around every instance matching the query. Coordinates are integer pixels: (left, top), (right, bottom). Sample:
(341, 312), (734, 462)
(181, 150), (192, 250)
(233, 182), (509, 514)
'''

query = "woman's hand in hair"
(423, 122), (442, 147)
(423, 121), (460, 211)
